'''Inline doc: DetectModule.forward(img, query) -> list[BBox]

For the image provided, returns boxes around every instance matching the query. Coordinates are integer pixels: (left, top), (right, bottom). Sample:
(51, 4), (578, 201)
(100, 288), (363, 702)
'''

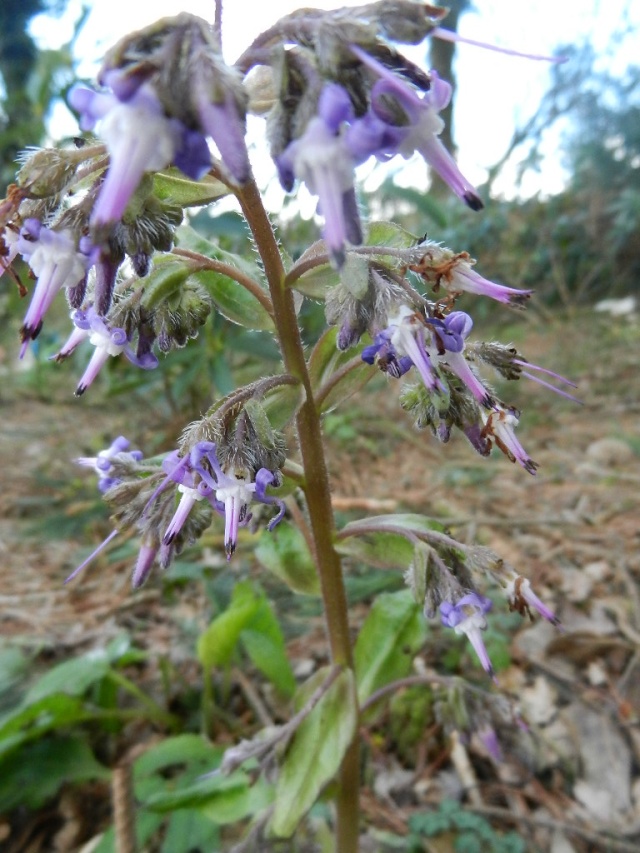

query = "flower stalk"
(236, 176), (360, 851)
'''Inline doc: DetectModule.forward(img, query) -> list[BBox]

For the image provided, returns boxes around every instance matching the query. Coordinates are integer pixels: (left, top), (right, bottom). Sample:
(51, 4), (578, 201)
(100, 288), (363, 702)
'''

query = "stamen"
(432, 27), (567, 63)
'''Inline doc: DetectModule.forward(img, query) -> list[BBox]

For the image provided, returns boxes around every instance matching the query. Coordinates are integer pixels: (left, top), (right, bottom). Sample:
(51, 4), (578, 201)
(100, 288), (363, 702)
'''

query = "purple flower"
(506, 576), (562, 627)
(52, 307), (158, 395)
(429, 312), (494, 409)
(191, 442), (286, 559)
(444, 260), (533, 307)
(363, 305), (445, 394)
(440, 592), (496, 681)
(17, 219), (90, 355)
(361, 328), (413, 378)
(350, 45), (483, 211)
(132, 540), (160, 589)
(195, 91), (250, 185)
(148, 442), (286, 561)
(277, 84), (363, 267)
(69, 80), (210, 227)
(75, 435), (143, 493)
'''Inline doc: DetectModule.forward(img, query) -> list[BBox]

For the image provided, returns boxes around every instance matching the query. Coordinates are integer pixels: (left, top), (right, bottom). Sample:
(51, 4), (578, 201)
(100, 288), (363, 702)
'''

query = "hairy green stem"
(236, 178), (360, 852)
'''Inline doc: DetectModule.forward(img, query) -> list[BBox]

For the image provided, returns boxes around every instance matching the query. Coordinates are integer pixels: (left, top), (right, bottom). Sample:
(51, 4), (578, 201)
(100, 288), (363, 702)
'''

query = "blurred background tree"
(0, 0), (76, 193)
(364, 35), (640, 310)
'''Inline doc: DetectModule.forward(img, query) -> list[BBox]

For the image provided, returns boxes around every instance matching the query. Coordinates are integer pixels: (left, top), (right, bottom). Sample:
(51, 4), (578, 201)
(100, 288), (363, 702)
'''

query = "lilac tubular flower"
(191, 442), (286, 559)
(447, 260), (532, 307)
(132, 540), (160, 589)
(160, 450), (218, 547)
(350, 45), (483, 211)
(440, 593), (496, 681)
(386, 305), (445, 394)
(477, 725), (503, 763)
(51, 315), (90, 362)
(69, 81), (209, 226)
(361, 328), (413, 378)
(506, 575), (562, 628)
(277, 84), (362, 267)
(75, 435), (143, 493)
(195, 92), (250, 184)
(17, 219), (90, 355)
(429, 312), (494, 409)
(62, 308), (158, 396)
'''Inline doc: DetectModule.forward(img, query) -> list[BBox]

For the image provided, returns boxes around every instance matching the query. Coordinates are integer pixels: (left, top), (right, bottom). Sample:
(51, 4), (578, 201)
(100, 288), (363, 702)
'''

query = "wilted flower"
(506, 575), (561, 627)
(480, 404), (537, 475)
(411, 245), (532, 307)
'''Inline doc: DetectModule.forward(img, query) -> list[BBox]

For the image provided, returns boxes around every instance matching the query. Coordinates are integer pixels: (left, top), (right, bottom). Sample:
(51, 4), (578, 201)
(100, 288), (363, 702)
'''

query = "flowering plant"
(0, 2), (570, 848)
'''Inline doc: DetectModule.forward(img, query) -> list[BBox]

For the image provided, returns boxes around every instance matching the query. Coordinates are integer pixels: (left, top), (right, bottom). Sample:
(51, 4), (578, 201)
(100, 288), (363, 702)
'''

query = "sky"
(29, 0), (639, 200)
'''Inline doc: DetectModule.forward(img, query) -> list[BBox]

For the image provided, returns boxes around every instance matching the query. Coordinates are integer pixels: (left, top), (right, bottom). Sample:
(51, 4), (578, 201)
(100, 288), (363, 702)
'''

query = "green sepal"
(139, 256), (195, 311)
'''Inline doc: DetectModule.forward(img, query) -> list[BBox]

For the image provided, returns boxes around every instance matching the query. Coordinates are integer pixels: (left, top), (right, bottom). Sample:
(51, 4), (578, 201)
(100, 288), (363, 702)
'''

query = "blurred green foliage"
(0, 0), (80, 192)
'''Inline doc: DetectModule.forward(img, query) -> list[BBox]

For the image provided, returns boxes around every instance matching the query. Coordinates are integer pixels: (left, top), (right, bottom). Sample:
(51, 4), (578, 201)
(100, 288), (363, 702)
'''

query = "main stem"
(237, 179), (360, 852)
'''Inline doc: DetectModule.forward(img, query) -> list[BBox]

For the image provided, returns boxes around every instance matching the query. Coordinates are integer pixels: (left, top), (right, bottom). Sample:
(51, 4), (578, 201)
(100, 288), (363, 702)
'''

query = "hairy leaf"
(270, 668), (357, 837)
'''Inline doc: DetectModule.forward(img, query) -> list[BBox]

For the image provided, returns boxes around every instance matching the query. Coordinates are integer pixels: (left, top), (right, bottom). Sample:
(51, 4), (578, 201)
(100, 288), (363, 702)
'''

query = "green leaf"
(0, 694), (103, 758)
(0, 646), (32, 710)
(341, 513), (447, 540)
(354, 590), (427, 704)
(336, 529), (415, 570)
(197, 580), (262, 670)
(292, 262), (339, 299)
(146, 766), (273, 826)
(177, 225), (265, 288)
(135, 734), (220, 782)
(162, 809), (220, 852)
(366, 220), (418, 249)
(308, 326), (374, 413)
(261, 381), (307, 430)
(23, 649), (111, 704)
(191, 269), (274, 331)
(270, 668), (357, 838)
(175, 226), (273, 331)
(255, 521), (320, 595)
(287, 239), (339, 299)
(0, 736), (109, 812)
(153, 168), (229, 207)
(240, 597), (296, 697)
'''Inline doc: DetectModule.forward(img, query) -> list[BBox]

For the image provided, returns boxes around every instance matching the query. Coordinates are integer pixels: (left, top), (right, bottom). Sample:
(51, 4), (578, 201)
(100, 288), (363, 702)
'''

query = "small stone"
(585, 438), (634, 467)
